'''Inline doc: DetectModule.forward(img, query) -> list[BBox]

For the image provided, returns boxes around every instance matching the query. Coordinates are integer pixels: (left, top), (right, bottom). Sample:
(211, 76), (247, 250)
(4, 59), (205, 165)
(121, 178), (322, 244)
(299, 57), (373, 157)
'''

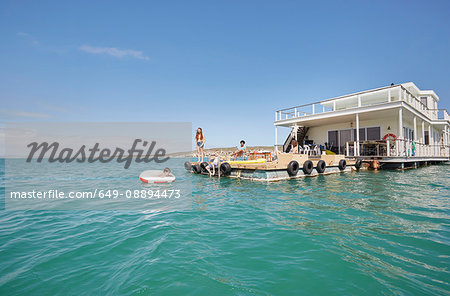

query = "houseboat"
(275, 82), (450, 169)
(186, 82), (449, 181)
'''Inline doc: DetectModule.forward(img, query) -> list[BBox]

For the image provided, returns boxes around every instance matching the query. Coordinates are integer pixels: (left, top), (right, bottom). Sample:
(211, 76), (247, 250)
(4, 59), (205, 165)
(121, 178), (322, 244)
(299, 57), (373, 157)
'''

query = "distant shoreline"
(168, 146), (275, 158)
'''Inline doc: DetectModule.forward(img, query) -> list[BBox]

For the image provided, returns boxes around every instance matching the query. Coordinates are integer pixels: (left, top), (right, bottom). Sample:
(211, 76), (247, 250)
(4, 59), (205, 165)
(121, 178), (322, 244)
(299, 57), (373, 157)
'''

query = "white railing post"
(333, 101), (336, 111)
(294, 108), (297, 117)
(357, 95), (361, 107)
(395, 140), (399, 156)
(387, 140), (390, 156)
(312, 104), (315, 115)
(388, 89), (391, 102)
(346, 142), (349, 156)
(274, 126), (278, 150)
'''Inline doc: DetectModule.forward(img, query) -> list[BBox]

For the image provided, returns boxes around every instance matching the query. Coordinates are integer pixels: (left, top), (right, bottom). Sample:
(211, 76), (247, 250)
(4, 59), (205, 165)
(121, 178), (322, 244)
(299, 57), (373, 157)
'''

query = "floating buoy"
(139, 170), (176, 184)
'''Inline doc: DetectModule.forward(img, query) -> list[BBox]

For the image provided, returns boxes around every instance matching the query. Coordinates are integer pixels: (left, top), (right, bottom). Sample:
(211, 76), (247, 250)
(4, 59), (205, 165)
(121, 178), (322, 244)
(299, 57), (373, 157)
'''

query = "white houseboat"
(274, 82), (450, 169)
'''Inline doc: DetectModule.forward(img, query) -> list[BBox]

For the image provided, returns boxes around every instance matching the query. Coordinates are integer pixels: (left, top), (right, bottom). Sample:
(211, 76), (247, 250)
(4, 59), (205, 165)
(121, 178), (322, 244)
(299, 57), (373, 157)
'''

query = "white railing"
(275, 84), (447, 123)
(345, 139), (450, 158)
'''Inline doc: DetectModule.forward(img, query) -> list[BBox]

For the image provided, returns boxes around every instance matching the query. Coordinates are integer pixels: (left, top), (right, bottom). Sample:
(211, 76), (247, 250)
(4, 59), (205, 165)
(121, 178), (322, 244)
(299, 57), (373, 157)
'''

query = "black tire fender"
(338, 159), (347, 171)
(184, 161), (192, 171)
(287, 160), (299, 176)
(192, 164), (202, 174)
(355, 159), (363, 170)
(220, 162), (232, 176)
(200, 162), (209, 172)
(316, 160), (326, 174)
(302, 160), (314, 175)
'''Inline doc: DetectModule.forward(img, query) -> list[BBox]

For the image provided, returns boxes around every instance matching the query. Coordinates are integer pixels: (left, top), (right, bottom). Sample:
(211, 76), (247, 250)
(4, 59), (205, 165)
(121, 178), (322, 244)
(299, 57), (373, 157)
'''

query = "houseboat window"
(339, 130), (352, 155)
(420, 96), (428, 108)
(353, 128), (366, 141)
(366, 127), (381, 140)
(424, 131), (429, 145)
(403, 127), (414, 141)
(327, 130), (338, 152)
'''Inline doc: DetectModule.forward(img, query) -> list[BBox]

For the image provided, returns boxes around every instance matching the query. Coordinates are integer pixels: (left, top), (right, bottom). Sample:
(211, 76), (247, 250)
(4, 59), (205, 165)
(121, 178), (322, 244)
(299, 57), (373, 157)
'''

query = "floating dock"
(185, 153), (363, 182)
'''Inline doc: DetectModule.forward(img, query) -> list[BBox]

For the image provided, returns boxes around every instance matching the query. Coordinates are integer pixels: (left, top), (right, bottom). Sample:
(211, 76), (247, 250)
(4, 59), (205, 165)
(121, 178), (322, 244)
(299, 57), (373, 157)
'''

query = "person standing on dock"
(195, 128), (205, 162)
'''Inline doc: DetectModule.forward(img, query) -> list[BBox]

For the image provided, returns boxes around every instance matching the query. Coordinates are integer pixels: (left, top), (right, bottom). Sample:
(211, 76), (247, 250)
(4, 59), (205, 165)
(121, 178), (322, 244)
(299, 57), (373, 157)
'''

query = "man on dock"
(231, 140), (247, 160)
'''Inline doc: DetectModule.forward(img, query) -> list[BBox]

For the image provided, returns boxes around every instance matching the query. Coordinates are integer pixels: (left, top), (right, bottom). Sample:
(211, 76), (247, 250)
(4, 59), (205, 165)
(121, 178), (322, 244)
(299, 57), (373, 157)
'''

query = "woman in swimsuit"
(195, 128), (205, 162)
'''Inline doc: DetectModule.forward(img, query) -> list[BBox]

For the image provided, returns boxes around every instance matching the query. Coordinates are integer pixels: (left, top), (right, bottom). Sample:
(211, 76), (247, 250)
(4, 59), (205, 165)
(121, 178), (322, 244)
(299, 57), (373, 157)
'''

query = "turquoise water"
(0, 159), (449, 295)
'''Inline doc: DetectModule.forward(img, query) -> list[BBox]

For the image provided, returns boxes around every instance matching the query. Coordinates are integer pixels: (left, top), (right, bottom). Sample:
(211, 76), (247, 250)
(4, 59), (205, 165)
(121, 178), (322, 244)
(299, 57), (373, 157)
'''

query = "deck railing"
(345, 139), (450, 158)
(430, 109), (450, 120)
(275, 84), (448, 123)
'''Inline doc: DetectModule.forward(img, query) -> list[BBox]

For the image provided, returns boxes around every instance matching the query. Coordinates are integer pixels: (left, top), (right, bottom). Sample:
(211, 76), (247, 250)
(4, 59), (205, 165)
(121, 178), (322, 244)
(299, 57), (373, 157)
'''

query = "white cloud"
(17, 31), (39, 46)
(79, 45), (149, 61)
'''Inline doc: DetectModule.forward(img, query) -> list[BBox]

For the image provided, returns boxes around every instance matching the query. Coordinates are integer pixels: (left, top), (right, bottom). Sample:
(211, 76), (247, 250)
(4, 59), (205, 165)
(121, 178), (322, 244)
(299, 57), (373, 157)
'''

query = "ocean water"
(0, 158), (449, 295)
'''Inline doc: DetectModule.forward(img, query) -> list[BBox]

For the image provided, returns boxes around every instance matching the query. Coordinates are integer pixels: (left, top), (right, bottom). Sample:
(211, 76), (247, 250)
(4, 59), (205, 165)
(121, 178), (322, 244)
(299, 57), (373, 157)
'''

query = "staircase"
(282, 126), (309, 152)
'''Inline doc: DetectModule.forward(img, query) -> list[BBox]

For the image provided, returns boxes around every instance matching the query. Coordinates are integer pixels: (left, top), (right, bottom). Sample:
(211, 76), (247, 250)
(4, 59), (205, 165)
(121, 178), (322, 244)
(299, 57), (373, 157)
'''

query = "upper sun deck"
(275, 83), (449, 126)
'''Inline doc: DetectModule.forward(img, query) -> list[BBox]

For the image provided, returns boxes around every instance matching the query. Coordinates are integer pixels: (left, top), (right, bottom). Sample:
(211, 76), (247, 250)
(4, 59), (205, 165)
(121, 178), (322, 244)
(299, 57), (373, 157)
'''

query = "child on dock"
(205, 151), (222, 177)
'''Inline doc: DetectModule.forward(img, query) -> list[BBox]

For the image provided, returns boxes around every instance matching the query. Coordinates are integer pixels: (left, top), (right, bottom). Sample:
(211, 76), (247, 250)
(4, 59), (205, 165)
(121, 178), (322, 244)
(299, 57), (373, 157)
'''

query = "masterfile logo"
(26, 139), (169, 169)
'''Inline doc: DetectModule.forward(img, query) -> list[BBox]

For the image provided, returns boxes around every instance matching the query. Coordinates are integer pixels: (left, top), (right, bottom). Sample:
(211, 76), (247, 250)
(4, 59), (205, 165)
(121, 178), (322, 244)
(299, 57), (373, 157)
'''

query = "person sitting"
(231, 140), (247, 160)
(290, 139), (299, 153)
(158, 167), (171, 177)
(205, 151), (222, 177)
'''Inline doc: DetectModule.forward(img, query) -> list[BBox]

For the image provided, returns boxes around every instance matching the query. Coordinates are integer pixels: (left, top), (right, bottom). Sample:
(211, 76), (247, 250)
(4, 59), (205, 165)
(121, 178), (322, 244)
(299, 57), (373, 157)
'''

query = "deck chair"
(303, 145), (311, 155)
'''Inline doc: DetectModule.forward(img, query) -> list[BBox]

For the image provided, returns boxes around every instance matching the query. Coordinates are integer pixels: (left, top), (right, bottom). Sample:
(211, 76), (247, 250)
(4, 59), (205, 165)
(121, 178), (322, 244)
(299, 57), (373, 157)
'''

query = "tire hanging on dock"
(302, 160), (314, 175)
(338, 159), (347, 171)
(355, 159), (363, 170)
(184, 161), (192, 171)
(192, 164), (202, 174)
(287, 160), (299, 176)
(220, 162), (232, 176)
(316, 160), (326, 174)
(200, 162), (209, 173)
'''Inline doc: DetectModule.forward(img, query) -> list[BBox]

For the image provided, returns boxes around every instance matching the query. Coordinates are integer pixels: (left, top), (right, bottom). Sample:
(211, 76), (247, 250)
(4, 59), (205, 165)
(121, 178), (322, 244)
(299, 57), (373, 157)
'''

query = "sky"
(1, 0), (449, 148)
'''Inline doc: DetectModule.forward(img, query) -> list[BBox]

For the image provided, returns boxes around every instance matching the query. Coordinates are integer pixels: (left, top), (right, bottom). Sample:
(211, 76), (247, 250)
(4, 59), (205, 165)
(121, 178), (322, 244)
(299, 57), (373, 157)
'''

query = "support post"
(333, 101), (336, 111)
(312, 104), (315, 115)
(428, 124), (431, 156)
(398, 108), (403, 155)
(356, 113), (360, 156)
(387, 140), (390, 156)
(274, 126), (278, 152)
(413, 116), (417, 142)
(388, 89), (391, 102)
(357, 95), (361, 107)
